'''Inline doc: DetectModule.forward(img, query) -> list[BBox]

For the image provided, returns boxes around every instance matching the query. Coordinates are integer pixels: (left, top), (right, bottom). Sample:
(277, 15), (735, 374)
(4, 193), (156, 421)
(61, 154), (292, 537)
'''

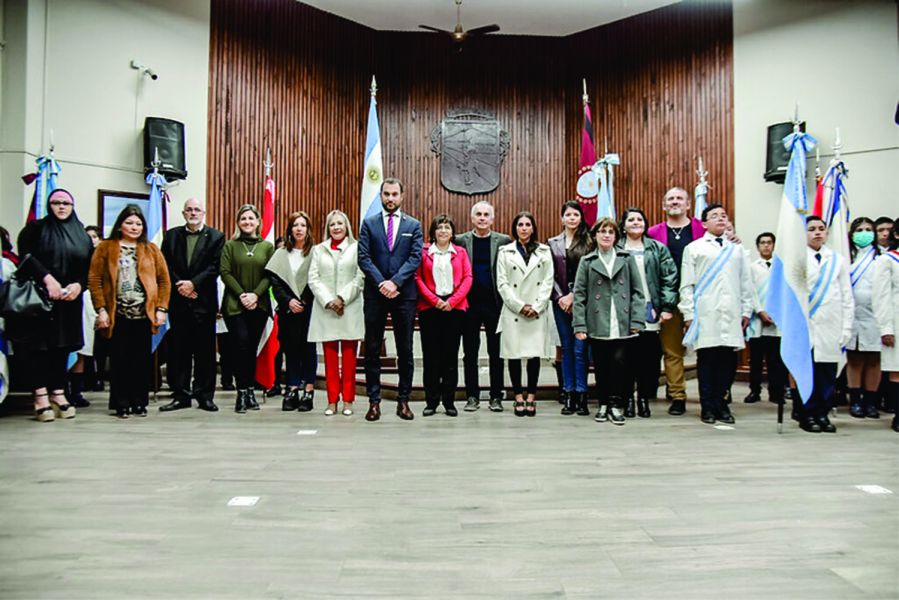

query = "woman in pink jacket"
(416, 214), (473, 417)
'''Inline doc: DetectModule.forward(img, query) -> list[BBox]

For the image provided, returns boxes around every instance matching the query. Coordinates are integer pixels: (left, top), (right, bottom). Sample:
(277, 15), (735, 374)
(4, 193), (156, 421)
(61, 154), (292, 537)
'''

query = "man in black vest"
(160, 198), (225, 412)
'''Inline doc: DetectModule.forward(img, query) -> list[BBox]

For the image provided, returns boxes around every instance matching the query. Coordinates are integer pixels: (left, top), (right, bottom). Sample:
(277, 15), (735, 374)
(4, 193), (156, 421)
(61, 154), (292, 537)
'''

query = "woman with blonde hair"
(220, 204), (275, 413)
(307, 209), (365, 416)
(266, 211), (318, 412)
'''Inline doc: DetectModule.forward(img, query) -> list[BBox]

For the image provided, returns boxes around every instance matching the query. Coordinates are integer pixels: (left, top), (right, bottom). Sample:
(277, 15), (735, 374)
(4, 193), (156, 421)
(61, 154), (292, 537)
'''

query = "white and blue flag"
(146, 170), (168, 351)
(360, 82), (383, 223)
(765, 130), (816, 403)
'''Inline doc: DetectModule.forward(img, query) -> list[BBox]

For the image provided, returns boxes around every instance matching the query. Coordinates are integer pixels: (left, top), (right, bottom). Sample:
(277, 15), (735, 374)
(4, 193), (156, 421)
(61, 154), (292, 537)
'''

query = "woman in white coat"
(307, 210), (365, 416)
(845, 217), (882, 419)
(872, 218), (899, 432)
(801, 216), (854, 433)
(496, 211), (553, 417)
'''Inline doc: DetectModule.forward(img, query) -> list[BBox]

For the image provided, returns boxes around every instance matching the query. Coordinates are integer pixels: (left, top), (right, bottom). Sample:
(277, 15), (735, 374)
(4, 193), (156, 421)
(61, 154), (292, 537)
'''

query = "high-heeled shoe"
(525, 400), (537, 417)
(49, 391), (76, 419)
(513, 400), (526, 417)
(342, 402), (354, 416)
(324, 403), (337, 416)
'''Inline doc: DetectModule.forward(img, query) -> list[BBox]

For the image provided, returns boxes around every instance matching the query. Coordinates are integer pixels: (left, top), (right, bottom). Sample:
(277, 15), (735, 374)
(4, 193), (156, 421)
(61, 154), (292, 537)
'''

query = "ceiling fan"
(419, 0), (500, 44)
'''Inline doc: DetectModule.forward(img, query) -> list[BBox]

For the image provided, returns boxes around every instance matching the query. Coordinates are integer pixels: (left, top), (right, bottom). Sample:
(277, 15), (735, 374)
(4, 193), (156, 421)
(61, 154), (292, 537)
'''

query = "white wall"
(0, 0), (209, 235)
(733, 0), (899, 255)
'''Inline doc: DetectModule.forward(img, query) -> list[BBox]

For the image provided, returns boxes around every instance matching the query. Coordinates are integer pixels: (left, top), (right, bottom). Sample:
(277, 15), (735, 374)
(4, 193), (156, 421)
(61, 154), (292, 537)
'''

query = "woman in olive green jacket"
(573, 217), (645, 425)
(617, 207), (678, 418)
(220, 204), (275, 413)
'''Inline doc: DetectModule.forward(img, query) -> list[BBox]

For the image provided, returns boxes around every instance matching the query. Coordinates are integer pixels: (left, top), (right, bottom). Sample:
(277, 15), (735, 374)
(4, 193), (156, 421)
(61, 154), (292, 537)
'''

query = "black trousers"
(223, 310), (268, 390)
(17, 344), (68, 392)
(419, 308), (463, 406)
(167, 311), (217, 403)
(218, 332), (235, 385)
(508, 358), (540, 395)
(364, 295), (416, 402)
(696, 346), (738, 415)
(590, 338), (628, 406)
(110, 317), (152, 410)
(806, 361), (838, 418)
(748, 335), (786, 401)
(626, 332), (662, 400)
(462, 303), (504, 400)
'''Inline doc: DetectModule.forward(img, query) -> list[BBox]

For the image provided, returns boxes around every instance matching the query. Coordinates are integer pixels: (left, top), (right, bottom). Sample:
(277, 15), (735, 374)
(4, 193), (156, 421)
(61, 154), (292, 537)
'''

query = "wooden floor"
(0, 380), (897, 599)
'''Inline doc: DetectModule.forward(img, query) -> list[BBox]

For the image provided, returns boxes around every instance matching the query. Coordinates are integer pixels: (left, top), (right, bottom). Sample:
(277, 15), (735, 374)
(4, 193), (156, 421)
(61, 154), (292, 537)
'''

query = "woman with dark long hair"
(496, 211), (554, 417)
(872, 217), (899, 432)
(548, 201), (592, 415)
(265, 211), (318, 412)
(220, 204), (275, 413)
(88, 204), (170, 418)
(846, 216), (882, 418)
(617, 207), (678, 418)
(11, 189), (93, 421)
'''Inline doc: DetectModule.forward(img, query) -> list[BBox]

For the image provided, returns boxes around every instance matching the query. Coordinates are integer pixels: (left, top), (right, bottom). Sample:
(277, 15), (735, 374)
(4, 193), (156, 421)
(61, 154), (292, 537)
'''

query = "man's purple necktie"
(386, 213), (395, 251)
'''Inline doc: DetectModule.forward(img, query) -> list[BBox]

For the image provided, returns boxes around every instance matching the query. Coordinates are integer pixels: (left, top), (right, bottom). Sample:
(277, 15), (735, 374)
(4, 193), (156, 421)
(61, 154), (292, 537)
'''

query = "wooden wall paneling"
(208, 0), (733, 242)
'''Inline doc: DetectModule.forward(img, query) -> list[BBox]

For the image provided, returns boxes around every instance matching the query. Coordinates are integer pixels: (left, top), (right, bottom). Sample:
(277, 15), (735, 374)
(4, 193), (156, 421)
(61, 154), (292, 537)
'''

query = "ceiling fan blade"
(418, 24), (452, 34)
(466, 24), (500, 36)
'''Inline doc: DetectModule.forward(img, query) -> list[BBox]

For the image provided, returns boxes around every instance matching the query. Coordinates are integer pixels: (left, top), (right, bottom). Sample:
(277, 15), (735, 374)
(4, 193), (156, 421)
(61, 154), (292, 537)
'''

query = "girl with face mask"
(845, 217), (882, 420)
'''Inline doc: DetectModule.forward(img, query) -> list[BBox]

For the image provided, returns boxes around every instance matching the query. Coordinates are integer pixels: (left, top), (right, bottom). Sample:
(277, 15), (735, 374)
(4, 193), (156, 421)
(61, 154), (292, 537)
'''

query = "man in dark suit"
(455, 201), (512, 412)
(159, 198), (225, 412)
(357, 177), (423, 422)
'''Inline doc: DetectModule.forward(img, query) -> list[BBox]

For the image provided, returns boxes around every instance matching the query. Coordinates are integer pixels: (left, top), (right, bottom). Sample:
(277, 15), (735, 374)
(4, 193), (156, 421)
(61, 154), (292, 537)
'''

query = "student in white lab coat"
(800, 216), (854, 433)
(745, 232), (786, 405)
(678, 204), (755, 425)
(871, 217), (899, 432)
(845, 217), (882, 419)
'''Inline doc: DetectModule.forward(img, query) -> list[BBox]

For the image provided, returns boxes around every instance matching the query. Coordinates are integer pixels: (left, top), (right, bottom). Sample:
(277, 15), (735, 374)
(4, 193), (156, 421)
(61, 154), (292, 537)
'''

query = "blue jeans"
(553, 303), (588, 392)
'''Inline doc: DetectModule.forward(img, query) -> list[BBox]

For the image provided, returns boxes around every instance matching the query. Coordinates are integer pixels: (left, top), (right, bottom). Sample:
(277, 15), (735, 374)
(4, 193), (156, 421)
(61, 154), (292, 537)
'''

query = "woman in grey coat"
(617, 207), (678, 418)
(573, 217), (645, 425)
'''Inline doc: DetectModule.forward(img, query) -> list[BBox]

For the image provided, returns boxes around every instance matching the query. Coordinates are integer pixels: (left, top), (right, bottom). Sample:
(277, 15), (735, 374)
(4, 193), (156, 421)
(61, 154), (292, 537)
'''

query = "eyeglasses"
(49, 201), (74, 207)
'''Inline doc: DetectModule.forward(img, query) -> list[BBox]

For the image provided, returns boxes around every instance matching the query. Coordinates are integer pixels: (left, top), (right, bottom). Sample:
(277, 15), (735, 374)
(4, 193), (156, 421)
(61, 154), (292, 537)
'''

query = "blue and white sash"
(849, 247), (877, 288)
(745, 274), (770, 340)
(683, 242), (736, 347)
(808, 254), (837, 318)
(887, 250), (899, 265)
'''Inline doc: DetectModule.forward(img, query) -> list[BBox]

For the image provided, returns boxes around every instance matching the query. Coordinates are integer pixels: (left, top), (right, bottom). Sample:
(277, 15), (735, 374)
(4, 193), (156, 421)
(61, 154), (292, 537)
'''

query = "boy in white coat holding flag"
(679, 204), (755, 425)
(800, 215), (854, 433)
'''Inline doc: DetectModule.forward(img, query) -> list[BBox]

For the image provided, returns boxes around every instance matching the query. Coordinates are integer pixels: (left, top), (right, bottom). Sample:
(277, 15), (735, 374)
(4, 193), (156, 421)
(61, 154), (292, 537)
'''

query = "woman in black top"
(11, 189), (93, 422)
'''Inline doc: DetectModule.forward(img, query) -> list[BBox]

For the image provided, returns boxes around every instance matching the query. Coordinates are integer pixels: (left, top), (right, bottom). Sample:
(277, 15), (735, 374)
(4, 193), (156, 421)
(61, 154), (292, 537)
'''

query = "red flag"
(576, 102), (598, 226)
(811, 173), (824, 217)
(255, 175), (280, 390)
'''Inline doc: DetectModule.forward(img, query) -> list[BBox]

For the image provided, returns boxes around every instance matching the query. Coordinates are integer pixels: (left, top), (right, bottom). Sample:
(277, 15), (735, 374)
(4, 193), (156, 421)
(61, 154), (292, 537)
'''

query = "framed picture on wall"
(97, 189), (152, 239)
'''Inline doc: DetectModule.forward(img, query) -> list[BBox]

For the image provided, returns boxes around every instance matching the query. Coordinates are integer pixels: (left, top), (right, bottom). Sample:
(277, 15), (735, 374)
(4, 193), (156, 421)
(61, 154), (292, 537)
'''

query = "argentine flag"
(146, 170), (168, 350)
(360, 88), (383, 223)
(765, 129), (816, 403)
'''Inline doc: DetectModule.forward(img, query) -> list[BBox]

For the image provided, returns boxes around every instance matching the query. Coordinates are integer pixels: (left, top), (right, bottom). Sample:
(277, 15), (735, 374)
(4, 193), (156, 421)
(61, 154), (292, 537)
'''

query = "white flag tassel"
(593, 153), (620, 220)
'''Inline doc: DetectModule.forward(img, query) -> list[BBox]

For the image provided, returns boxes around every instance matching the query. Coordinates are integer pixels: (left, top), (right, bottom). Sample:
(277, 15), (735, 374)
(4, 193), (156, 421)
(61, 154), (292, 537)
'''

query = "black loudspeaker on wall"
(764, 121), (805, 183)
(144, 117), (187, 180)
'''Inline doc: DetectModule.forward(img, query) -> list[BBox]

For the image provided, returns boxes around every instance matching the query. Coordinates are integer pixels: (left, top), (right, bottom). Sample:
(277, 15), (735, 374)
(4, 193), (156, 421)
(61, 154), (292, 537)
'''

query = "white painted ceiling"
(299, 0), (680, 37)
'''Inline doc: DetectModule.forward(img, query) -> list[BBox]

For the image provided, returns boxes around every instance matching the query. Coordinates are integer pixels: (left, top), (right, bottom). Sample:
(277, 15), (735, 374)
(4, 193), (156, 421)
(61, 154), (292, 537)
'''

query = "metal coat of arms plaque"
(430, 110), (510, 195)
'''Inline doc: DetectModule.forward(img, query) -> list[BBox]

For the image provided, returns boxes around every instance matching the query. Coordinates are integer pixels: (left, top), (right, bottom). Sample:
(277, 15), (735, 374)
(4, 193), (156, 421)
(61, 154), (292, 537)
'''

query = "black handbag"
(0, 273), (53, 319)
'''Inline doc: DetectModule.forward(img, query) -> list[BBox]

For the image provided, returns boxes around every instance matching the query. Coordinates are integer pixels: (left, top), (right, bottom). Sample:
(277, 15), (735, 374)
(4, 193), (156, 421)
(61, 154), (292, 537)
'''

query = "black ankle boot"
(558, 389), (569, 406)
(637, 398), (651, 418)
(68, 372), (90, 408)
(282, 388), (300, 411)
(624, 396), (636, 418)
(297, 389), (314, 412)
(561, 391), (576, 415)
(576, 391), (590, 416)
(235, 390), (247, 414)
(848, 388), (865, 418)
(245, 389), (260, 411)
